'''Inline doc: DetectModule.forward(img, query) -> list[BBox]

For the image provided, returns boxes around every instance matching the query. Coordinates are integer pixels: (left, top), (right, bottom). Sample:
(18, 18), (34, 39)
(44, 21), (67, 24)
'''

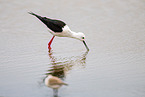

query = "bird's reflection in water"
(46, 50), (88, 78)
(45, 50), (89, 97)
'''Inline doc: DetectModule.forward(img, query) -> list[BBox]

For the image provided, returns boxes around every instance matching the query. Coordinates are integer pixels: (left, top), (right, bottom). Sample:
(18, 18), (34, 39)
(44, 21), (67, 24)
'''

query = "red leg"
(48, 36), (55, 50)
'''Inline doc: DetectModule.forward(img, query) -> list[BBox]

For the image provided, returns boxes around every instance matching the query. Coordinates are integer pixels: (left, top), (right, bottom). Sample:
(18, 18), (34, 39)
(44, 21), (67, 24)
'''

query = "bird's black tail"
(28, 12), (43, 20)
(28, 12), (49, 25)
(28, 12), (36, 16)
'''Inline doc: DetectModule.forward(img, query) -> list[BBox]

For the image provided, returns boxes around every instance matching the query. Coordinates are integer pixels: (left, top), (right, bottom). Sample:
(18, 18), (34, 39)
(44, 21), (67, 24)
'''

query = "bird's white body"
(49, 25), (85, 41)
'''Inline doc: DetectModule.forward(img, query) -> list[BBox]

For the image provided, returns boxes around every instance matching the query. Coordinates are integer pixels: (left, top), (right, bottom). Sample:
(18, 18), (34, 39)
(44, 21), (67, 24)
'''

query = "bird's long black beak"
(83, 40), (89, 51)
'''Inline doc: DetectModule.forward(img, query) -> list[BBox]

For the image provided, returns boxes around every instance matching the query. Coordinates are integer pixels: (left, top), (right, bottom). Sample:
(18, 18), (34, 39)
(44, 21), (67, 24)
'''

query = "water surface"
(0, 0), (145, 97)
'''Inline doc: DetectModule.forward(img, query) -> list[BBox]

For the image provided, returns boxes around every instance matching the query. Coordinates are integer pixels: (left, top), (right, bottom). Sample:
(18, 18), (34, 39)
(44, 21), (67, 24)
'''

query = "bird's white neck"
(70, 31), (78, 37)
(69, 31), (84, 41)
(62, 25), (84, 41)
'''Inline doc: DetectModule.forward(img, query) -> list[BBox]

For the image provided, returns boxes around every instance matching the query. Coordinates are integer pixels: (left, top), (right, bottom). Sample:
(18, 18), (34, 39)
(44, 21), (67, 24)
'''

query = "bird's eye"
(82, 37), (85, 39)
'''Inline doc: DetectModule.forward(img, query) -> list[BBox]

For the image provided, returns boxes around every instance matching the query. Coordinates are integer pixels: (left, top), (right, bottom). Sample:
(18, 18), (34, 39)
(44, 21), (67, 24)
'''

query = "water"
(0, 0), (145, 97)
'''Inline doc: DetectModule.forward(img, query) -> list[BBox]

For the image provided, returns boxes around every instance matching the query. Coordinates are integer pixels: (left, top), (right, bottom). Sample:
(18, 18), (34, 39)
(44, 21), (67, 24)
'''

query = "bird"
(28, 12), (89, 51)
(45, 74), (68, 96)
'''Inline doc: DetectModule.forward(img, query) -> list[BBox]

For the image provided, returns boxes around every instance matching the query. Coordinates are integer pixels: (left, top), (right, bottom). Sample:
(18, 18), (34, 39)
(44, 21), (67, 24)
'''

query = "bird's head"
(75, 32), (85, 41)
(73, 32), (89, 51)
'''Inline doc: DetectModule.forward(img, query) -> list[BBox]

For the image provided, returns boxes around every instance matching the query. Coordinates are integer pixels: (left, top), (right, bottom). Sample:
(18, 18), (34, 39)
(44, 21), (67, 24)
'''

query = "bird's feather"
(28, 12), (66, 32)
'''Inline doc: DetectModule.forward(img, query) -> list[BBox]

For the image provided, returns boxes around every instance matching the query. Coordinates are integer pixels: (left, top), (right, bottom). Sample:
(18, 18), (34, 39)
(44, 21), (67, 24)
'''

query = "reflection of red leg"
(48, 36), (55, 50)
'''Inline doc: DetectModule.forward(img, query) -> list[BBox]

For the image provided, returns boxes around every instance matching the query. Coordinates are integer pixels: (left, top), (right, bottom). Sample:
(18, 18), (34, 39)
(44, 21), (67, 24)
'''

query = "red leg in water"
(48, 36), (55, 50)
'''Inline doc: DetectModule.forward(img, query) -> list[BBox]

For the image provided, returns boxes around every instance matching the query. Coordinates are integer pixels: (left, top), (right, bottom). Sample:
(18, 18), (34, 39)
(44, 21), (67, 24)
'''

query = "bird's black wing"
(29, 12), (66, 32)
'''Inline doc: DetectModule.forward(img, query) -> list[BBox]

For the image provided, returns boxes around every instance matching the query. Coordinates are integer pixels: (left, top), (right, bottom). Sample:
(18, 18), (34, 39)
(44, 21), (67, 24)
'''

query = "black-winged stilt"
(28, 12), (89, 51)
(45, 74), (68, 96)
